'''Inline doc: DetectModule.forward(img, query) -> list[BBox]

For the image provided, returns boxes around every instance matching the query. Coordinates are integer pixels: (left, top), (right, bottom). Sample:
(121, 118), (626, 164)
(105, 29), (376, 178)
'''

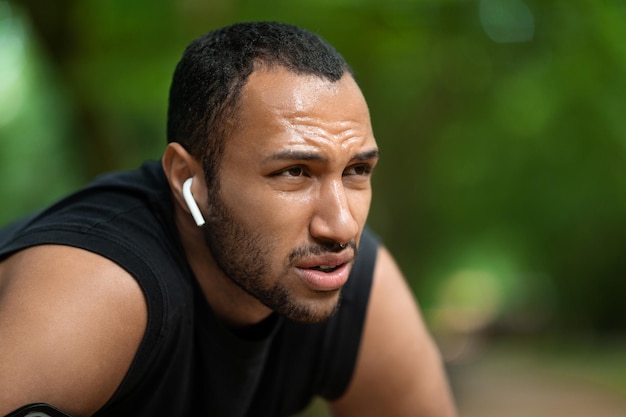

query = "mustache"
(288, 240), (357, 264)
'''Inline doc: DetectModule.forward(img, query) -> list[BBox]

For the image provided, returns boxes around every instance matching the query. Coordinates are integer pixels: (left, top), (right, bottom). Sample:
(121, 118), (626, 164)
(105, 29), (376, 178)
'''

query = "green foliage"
(1, 0), (625, 335)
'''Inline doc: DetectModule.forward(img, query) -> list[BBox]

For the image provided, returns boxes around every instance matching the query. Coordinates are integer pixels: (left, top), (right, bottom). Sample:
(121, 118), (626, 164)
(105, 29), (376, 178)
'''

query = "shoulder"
(0, 245), (147, 416)
(330, 245), (458, 416)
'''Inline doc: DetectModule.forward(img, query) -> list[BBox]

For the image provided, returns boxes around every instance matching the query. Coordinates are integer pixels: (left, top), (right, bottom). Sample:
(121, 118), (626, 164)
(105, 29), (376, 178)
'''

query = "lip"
(295, 252), (354, 291)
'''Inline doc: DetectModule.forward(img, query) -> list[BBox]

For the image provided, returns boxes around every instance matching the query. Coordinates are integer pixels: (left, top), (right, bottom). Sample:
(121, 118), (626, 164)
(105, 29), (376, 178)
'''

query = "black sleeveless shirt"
(0, 161), (379, 417)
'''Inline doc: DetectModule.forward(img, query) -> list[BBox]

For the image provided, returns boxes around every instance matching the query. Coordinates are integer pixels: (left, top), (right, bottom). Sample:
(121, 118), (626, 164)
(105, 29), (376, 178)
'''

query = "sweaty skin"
(163, 68), (379, 327)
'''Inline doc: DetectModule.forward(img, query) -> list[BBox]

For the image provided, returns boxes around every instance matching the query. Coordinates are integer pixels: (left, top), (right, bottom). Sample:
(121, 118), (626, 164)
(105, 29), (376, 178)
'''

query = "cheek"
(224, 185), (311, 232)
(349, 189), (373, 222)
(261, 193), (314, 225)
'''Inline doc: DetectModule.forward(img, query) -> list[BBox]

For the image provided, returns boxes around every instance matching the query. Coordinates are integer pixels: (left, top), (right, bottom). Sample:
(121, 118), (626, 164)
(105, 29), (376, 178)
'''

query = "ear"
(162, 143), (207, 223)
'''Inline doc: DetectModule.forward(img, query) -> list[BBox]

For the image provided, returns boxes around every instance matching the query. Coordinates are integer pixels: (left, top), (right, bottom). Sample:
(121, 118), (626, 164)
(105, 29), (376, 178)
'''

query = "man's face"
(201, 67), (378, 323)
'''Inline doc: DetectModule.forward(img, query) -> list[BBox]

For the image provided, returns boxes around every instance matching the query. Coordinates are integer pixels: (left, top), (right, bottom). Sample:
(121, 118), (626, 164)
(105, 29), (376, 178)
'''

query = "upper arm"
(0, 245), (147, 417)
(330, 246), (457, 417)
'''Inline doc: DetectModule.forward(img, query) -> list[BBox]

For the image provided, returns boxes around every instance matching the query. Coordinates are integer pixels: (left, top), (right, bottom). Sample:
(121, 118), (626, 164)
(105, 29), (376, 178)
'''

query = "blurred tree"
(2, 0), (626, 339)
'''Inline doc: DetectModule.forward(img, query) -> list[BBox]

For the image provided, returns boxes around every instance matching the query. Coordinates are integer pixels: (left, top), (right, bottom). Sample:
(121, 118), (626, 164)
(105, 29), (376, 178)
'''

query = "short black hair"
(166, 21), (353, 188)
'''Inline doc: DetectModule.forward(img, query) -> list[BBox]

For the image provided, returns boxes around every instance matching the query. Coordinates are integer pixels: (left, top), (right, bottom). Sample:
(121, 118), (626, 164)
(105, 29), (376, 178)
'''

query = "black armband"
(4, 403), (73, 417)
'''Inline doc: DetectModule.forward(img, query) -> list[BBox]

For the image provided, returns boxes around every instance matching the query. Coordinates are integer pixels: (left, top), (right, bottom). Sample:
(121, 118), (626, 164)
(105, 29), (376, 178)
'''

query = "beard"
(200, 186), (347, 324)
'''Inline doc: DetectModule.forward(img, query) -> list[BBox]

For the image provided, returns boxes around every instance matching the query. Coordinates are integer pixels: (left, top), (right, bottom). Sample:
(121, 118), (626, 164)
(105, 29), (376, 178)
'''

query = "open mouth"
(297, 261), (351, 291)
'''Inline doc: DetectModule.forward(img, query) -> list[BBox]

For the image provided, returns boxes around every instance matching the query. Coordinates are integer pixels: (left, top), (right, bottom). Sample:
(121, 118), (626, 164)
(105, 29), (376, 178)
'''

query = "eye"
(284, 166), (305, 177)
(271, 165), (308, 178)
(343, 164), (373, 177)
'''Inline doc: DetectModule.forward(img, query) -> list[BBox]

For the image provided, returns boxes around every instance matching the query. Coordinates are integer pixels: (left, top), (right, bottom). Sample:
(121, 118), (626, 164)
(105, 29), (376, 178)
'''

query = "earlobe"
(182, 178), (206, 226)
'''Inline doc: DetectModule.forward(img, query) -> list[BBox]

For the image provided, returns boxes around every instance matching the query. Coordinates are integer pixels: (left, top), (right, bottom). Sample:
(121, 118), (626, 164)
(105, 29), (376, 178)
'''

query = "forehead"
(225, 67), (376, 158)
(240, 66), (368, 117)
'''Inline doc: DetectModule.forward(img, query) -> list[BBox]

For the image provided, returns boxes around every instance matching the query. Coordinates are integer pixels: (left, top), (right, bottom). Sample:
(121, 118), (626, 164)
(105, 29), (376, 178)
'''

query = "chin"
(281, 293), (342, 324)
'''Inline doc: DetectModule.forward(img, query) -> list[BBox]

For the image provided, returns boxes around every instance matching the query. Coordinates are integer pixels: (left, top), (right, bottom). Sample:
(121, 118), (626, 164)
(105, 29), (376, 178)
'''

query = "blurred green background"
(1, 0), (626, 415)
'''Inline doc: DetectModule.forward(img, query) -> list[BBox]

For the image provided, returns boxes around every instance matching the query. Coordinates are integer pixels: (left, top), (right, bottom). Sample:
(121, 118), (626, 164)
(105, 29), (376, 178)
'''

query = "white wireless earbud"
(182, 177), (206, 227)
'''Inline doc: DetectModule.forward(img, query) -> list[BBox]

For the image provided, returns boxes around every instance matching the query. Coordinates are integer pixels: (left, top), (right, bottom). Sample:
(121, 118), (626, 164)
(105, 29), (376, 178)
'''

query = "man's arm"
(330, 246), (457, 417)
(0, 245), (147, 417)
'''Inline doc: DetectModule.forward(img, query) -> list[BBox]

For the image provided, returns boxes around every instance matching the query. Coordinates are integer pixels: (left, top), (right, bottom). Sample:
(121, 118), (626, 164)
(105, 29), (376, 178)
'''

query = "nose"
(309, 178), (359, 245)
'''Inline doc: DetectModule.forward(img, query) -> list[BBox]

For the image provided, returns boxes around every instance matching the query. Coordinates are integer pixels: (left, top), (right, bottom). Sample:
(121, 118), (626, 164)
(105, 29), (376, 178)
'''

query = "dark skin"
(0, 68), (457, 416)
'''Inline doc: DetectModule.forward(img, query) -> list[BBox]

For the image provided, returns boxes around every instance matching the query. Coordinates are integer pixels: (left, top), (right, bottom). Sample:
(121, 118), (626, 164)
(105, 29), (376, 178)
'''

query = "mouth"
(291, 246), (355, 291)
(296, 259), (352, 292)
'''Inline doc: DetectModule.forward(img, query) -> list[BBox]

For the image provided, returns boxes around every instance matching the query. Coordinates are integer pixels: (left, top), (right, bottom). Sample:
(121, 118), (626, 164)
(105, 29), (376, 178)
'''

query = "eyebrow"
(263, 148), (380, 163)
(353, 149), (380, 161)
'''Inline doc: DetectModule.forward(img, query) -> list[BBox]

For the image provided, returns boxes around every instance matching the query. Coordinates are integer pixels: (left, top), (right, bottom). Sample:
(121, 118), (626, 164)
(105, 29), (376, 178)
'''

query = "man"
(0, 22), (456, 417)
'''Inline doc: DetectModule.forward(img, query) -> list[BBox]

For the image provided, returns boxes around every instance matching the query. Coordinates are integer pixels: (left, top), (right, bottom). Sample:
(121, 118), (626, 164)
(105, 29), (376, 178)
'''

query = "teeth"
(313, 265), (337, 272)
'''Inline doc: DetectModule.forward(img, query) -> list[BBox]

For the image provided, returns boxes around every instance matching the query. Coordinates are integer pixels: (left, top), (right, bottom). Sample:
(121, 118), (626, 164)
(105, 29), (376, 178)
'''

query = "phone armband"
(4, 403), (73, 417)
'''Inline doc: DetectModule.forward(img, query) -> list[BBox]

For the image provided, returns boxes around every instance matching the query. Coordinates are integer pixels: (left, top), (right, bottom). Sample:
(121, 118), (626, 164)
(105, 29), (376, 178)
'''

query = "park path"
(451, 345), (626, 417)
(297, 341), (626, 417)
